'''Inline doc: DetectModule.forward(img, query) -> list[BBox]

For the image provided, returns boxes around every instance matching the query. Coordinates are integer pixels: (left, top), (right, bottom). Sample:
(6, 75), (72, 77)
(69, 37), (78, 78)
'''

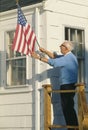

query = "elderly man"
(31, 41), (79, 130)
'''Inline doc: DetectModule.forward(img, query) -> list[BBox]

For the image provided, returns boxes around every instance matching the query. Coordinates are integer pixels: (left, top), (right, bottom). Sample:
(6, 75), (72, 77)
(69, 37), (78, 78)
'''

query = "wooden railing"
(77, 83), (88, 130)
(43, 83), (88, 130)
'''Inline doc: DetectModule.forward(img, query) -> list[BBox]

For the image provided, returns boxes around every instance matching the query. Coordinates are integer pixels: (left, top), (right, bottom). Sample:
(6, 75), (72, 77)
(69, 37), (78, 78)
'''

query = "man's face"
(60, 43), (67, 54)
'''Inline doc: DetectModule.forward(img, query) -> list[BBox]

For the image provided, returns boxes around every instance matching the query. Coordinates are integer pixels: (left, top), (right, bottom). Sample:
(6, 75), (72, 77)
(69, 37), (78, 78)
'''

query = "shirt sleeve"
(48, 56), (65, 67)
(48, 58), (55, 66)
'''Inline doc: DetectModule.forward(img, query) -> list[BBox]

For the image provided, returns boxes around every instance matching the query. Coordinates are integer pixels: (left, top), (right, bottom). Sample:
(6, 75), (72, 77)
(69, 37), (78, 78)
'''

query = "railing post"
(43, 84), (52, 130)
(77, 83), (84, 130)
(76, 83), (88, 130)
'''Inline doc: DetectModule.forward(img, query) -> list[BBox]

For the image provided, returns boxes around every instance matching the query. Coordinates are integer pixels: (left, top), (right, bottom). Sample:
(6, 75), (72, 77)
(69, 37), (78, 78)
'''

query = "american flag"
(12, 4), (36, 55)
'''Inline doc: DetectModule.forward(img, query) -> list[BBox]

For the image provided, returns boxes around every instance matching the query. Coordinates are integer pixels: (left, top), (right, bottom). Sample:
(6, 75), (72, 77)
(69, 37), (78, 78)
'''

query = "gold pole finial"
(16, 0), (19, 4)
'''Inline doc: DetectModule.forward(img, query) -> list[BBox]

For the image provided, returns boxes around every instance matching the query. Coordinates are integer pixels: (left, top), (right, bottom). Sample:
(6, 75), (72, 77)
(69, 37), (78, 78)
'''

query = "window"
(65, 27), (85, 82)
(6, 31), (26, 86)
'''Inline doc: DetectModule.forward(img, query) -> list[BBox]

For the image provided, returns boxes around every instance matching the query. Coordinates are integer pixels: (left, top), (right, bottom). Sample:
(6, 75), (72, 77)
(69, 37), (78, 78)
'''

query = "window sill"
(0, 85), (33, 95)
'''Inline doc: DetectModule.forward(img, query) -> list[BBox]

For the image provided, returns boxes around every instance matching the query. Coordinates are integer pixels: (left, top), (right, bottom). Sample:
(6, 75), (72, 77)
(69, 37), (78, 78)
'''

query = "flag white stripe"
(14, 25), (22, 51)
(28, 33), (35, 51)
(19, 33), (25, 53)
(26, 24), (32, 42)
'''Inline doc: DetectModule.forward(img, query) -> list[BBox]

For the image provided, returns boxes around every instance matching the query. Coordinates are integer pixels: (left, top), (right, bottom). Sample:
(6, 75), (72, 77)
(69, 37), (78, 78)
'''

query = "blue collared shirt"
(48, 52), (78, 85)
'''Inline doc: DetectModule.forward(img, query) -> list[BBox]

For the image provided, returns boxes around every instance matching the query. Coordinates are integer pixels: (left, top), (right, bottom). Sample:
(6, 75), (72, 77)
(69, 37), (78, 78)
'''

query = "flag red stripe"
(12, 24), (19, 50)
(17, 26), (23, 52)
(27, 31), (34, 46)
(22, 37), (27, 54)
(27, 37), (36, 55)
(32, 36), (36, 52)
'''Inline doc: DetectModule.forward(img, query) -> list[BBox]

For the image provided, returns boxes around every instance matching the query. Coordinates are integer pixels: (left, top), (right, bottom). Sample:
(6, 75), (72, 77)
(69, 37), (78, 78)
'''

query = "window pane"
(71, 42), (77, 55)
(70, 29), (76, 41)
(77, 43), (84, 57)
(65, 27), (69, 40)
(7, 58), (26, 86)
(6, 31), (14, 58)
(77, 30), (82, 43)
(72, 42), (84, 58)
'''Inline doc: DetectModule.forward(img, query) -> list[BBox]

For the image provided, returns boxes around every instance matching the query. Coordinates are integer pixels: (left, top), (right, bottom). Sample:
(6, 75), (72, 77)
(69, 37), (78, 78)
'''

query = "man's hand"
(39, 47), (54, 58)
(39, 47), (46, 53)
(31, 52), (40, 60)
(31, 51), (48, 63)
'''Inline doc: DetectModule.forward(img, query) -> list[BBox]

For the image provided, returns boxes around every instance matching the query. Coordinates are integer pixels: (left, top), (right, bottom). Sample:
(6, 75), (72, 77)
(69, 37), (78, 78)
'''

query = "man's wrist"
(39, 57), (42, 60)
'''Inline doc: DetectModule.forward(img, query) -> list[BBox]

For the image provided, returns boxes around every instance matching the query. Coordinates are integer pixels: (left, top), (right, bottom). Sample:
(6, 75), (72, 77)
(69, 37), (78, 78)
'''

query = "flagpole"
(36, 39), (40, 48)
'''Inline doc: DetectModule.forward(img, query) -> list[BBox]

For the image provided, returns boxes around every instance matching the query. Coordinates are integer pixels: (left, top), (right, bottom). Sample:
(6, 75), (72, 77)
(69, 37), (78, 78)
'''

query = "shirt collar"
(65, 51), (71, 56)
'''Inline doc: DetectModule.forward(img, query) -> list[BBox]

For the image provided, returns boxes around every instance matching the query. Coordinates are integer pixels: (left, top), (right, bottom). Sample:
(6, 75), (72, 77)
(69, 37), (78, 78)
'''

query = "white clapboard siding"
(0, 104), (34, 116)
(3, 127), (34, 130)
(0, 92), (33, 105)
(45, 0), (88, 18)
(0, 92), (34, 129)
(0, 116), (34, 127)
(61, 0), (88, 6)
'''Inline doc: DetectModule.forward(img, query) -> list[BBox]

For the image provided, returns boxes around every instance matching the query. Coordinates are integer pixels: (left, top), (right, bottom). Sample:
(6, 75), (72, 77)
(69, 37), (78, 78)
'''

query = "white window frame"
(6, 30), (27, 87)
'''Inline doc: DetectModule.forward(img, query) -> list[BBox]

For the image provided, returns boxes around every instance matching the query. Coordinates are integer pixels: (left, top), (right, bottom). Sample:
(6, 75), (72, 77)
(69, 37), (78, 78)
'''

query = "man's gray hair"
(64, 41), (74, 51)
